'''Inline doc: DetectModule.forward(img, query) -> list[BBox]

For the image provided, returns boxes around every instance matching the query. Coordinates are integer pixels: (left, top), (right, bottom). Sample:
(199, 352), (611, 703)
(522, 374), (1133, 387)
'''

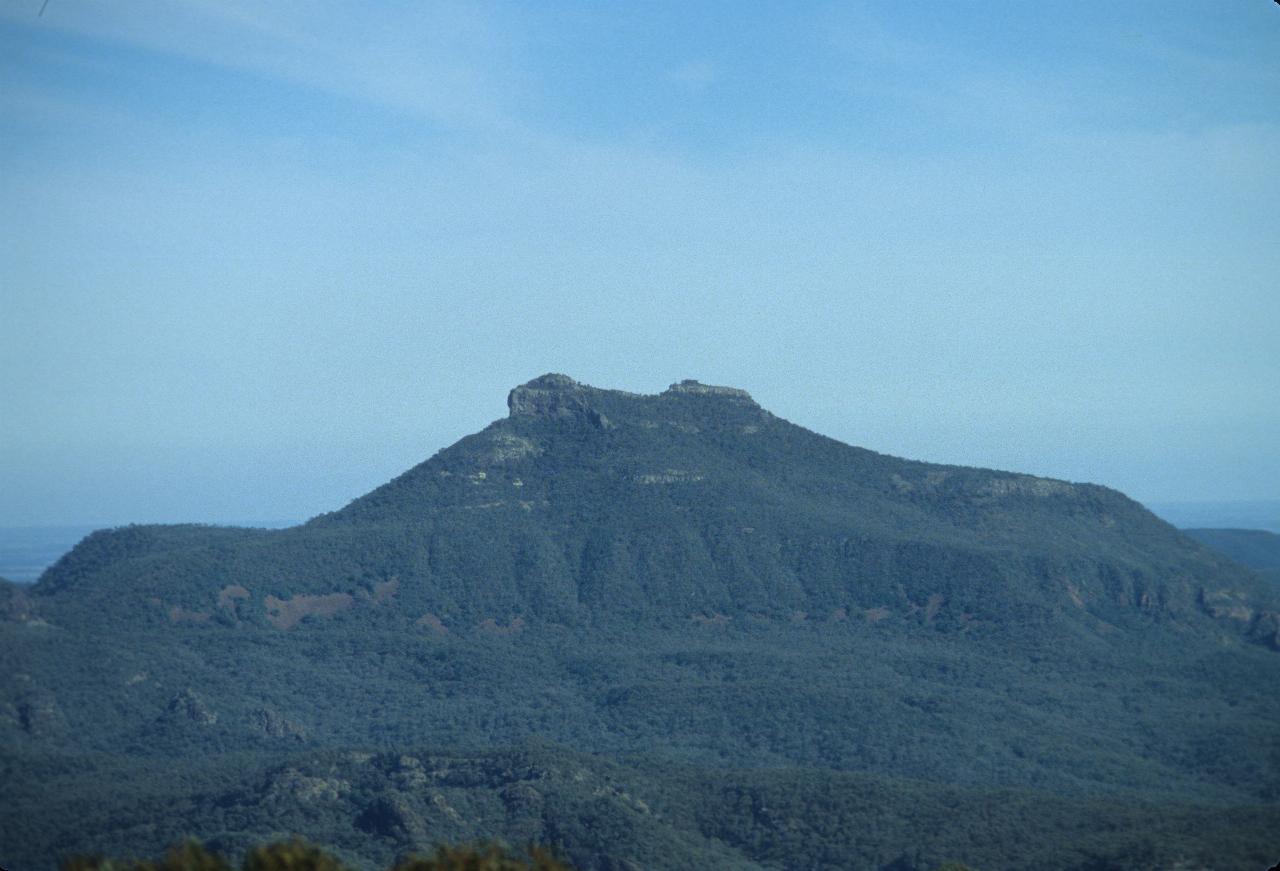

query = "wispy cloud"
(2, 0), (524, 132)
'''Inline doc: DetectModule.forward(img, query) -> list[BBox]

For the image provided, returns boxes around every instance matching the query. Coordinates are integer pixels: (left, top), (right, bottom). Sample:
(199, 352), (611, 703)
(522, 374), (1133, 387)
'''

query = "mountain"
(30, 375), (1280, 641)
(4, 375), (1280, 871)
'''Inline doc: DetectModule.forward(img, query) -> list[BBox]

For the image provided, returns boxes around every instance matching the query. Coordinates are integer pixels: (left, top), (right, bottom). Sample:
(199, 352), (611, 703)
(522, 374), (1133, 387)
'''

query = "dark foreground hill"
(11, 743), (1279, 871)
(3, 376), (1279, 871)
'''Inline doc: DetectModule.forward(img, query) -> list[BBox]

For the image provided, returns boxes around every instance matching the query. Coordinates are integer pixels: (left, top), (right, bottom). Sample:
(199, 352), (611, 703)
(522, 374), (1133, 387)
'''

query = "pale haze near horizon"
(1, 1), (1277, 528)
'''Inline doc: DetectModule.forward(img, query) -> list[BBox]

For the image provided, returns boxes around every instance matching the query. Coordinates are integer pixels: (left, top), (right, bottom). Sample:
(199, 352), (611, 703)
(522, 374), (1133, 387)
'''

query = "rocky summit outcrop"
(507, 374), (613, 428)
(664, 378), (757, 404)
(507, 373), (589, 418)
(506, 374), (759, 427)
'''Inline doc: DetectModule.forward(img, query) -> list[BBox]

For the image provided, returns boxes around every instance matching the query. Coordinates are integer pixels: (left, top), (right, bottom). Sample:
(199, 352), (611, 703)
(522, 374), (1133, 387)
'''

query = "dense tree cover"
(52, 840), (990, 871)
(64, 840), (572, 871)
(50, 838), (1005, 871)
(65, 841), (233, 871)
(14, 743), (1280, 871)
(7, 607), (1279, 797)
(4, 376), (1280, 870)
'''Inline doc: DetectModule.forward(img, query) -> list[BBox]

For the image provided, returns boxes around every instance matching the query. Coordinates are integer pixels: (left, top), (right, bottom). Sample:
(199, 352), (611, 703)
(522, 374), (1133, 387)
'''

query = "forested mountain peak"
(24, 375), (1279, 653)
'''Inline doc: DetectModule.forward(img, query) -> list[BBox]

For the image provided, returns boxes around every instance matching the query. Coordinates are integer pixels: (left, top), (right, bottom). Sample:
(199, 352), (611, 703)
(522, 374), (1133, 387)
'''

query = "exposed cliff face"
(507, 374), (591, 419)
(249, 706), (306, 740)
(506, 374), (615, 429)
(165, 688), (217, 726)
(1248, 610), (1280, 650)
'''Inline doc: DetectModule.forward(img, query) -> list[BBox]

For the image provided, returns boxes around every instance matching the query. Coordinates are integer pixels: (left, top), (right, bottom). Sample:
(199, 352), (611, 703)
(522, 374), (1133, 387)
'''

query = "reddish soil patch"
(863, 606), (892, 623)
(217, 584), (250, 610)
(924, 593), (945, 623)
(264, 593), (354, 630)
(371, 577), (400, 605)
(167, 605), (211, 624)
(415, 612), (448, 635)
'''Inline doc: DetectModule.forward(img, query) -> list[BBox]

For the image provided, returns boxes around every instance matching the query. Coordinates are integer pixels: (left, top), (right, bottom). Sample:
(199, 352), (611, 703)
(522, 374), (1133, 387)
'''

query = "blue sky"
(1, 1), (1277, 526)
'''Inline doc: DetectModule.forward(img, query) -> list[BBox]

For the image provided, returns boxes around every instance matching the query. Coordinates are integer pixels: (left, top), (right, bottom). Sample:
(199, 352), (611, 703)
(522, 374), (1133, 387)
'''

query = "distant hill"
(0, 525), (99, 583)
(0, 522), (297, 584)
(1149, 499), (1280, 534)
(1184, 527), (1280, 591)
(3, 375), (1279, 871)
(1184, 528), (1280, 571)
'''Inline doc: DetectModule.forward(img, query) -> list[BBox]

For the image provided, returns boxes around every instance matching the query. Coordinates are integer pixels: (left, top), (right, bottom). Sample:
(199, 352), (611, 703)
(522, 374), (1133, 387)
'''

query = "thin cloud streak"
(2, 0), (522, 132)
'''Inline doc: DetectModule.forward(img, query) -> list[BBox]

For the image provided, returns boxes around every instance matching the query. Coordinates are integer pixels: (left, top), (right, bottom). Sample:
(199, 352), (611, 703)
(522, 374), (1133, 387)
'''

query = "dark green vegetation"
(1186, 528), (1280, 590)
(66, 838), (571, 871)
(4, 376), (1280, 870)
